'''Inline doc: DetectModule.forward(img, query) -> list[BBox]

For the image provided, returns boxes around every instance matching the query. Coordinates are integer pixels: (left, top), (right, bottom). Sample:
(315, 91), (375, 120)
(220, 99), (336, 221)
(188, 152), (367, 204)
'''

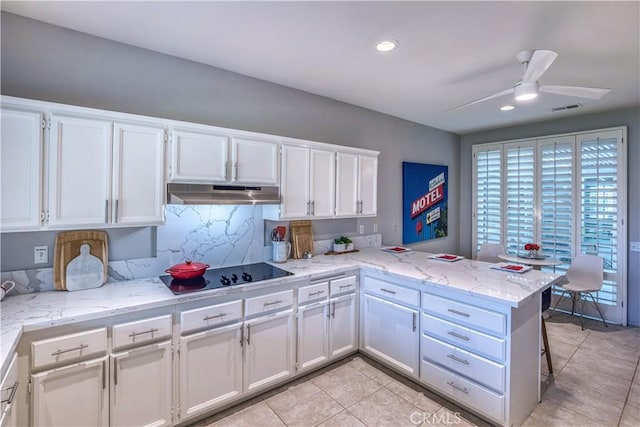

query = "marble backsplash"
(1, 205), (381, 295)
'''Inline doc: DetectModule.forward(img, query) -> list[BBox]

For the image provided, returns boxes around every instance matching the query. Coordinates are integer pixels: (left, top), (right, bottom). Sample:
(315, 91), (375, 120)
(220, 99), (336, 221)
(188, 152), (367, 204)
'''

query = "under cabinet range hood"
(167, 183), (280, 205)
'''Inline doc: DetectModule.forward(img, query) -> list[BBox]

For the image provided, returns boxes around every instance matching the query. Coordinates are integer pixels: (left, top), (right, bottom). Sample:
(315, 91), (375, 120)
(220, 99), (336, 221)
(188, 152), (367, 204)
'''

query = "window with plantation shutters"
(473, 147), (502, 253)
(505, 144), (536, 255)
(471, 127), (627, 325)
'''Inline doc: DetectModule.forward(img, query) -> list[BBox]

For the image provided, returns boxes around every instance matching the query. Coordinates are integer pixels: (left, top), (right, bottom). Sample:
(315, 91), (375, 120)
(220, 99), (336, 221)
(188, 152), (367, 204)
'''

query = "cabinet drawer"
(422, 313), (506, 362)
(364, 277), (419, 306)
(421, 358), (504, 423)
(113, 314), (172, 350)
(422, 293), (506, 336)
(421, 334), (505, 393)
(298, 282), (329, 304)
(329, 276), (357, 295)
(181, 300), (243, 334)
(245, 289), (294, 316)
(32, 328), (107, 369)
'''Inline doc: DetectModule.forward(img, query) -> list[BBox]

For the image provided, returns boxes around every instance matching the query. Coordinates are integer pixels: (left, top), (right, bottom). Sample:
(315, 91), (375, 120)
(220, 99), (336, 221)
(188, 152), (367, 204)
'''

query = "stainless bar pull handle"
(240, 325), (244, 347)
(102, 361), (106, 389)
(115, 199), (119, 223)
(311, 201), (315, 216)
(447, 308), (471, 318)
(51, 343), (89, 356)
(380, 288), (396, 295)
(339, 284), (352, 290)
(412, 313), (417, 332)
(306, 201), (311, 216)
(203, 313), (227, 321)
(1, 381), (19, 404)
(447, 354), (470, 365)
(114, 358), (118, 386)
(104, 200), (109, 223)
(263, 300), (283, 307)
(128, 328), (159, 338)
(309, 290), (325, 297)
(447, 331), (471, 341)
(233, 162), (238, 181)
(447, 381), (469, 394)
(331, 301), (336, 318)
(246, 324), (251, 345)
(225, 161), (231, 181)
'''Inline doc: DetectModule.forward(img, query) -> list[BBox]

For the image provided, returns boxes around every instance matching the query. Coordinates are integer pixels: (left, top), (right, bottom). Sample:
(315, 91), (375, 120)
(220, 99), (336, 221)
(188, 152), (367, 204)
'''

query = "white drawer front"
(421, 334), (505, 393)
(32, 328), (107, 369)
(245, 289), (294, 316)
(422, 313), (506, 362)
(181, 300), (243, 334)
(422, 293), (506, 336)
(299, 282), (329, 304)
(329, 276), (357, 295)
(363, 277), (419, 306)
(421, 358), (504, 423)
(113, 314), (172, 350)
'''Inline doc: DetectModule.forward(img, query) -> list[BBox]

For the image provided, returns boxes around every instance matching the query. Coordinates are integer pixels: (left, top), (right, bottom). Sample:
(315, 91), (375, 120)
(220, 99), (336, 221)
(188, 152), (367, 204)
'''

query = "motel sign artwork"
(402, 162), (448, 244)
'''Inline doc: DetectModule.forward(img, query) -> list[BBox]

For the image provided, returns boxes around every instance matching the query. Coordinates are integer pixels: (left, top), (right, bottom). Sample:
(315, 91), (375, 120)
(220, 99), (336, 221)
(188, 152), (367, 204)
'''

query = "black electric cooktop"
(160, 262), (294, 295)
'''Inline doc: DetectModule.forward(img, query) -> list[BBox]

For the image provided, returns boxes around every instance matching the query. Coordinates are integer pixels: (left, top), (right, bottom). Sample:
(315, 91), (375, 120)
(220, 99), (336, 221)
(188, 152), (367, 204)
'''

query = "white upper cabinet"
(335, 152), (378, 217)
(48, 115), (166, 228)
(169, 128), (228, 183)
(169, 128), (278, 186)
(232, 137), (279, 185)
(48, 115), (113, 228)
(0, 108), (43, 231)
(112, 122), (165, 225)
(277, 146), (335, 219)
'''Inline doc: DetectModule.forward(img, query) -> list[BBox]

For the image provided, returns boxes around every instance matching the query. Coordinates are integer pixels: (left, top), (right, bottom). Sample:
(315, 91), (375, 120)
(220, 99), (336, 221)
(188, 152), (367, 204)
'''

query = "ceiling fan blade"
(447, 88), (514, 112)
(522, 50), (558, 84)
(540, 85), (611, 99)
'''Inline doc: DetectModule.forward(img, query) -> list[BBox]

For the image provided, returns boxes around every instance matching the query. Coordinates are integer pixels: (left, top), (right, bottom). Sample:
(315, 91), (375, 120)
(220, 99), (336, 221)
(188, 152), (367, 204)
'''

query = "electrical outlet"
(373, 223), (378, 232)
(34, 246), (48, 264)
(631, 242), (640, 252)
(359, 225), (365, 234)
(392, 223), (398, 231)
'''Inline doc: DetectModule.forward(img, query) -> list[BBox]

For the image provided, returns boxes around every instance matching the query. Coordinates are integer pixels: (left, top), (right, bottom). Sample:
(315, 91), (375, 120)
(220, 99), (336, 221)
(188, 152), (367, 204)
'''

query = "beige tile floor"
(189, 312), (640, 427)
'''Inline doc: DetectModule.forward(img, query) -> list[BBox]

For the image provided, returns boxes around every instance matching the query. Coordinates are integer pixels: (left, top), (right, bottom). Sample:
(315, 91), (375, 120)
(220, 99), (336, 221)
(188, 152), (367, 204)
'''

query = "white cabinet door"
(111, 340), (172, 427)
(48, 115), (112, 228)
(335, 152), (359, 217)
(244, 310), (294, 393)
(232, 138), (278, 185)
(310, 149), (335, 218)
(31, 356), (108, 427)
(169, 128), (228, 183)
(329, 293), (358, 359)
(112, 123), (165, 225)
(362, 294), (419, 377)
(280, 145), (310, 218)
(179, 323), (243, 421)
(358, 155), (378, 216)
(297, 302), (329, 371)
(0, 108), (43, 231)
(0, 354), (18, 427)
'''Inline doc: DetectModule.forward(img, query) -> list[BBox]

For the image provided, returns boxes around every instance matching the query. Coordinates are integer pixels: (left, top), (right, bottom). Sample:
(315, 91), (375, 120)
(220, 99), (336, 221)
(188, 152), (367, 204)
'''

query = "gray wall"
(459, 107), (640, 326)
(0, 13), (461, 266)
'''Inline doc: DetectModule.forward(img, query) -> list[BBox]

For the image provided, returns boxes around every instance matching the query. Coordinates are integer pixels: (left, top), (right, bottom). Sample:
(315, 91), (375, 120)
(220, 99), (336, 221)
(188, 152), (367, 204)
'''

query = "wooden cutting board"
(290, 220), (314, 259)
(54, 230), (108, 291)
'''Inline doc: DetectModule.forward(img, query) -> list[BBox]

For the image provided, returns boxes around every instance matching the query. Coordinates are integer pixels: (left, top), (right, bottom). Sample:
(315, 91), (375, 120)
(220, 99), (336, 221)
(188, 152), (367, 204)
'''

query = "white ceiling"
(2, 1), (639, 134)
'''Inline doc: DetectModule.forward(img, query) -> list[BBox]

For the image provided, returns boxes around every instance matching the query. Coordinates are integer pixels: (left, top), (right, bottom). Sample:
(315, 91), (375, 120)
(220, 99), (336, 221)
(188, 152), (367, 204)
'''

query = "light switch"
(34, 246), (48, 264)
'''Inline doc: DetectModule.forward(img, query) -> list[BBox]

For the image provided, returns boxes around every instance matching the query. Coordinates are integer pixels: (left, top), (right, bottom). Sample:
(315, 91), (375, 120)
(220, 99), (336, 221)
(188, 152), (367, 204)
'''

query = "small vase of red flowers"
(524, 243), (540, 258)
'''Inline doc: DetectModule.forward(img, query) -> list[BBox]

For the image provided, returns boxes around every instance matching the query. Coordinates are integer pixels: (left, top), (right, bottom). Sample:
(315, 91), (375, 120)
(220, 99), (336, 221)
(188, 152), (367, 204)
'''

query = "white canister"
(272, 241), (291, 263)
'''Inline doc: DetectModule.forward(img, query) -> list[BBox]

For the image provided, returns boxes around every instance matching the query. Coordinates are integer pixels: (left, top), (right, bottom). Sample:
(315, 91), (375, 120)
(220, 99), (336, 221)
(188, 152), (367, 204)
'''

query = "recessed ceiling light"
(500, 105), (516, 111)
(376, 39), (398, 52)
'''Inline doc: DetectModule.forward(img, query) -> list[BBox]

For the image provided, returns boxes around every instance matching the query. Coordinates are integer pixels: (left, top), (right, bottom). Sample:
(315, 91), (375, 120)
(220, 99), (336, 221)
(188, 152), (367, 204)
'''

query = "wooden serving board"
(290, 220), (314, 259)
(54, 230), (108, 290)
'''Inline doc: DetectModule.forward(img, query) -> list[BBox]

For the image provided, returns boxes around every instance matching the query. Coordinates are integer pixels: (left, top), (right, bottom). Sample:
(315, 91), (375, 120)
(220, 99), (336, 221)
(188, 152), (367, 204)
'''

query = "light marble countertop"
(0, 247), (561, 378)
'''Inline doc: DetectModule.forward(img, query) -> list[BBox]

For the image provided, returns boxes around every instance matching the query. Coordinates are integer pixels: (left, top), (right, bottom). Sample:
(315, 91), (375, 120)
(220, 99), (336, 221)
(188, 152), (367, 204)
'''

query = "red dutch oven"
(165, 260), (209, 280)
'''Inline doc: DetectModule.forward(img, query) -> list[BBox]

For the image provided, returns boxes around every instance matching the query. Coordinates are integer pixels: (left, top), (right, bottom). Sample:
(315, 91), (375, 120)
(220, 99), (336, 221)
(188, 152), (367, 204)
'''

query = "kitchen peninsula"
(0, 248), (561, 427)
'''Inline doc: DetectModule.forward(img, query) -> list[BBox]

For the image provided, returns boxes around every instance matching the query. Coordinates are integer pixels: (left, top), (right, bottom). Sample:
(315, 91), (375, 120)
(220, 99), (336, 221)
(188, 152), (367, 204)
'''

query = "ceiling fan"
(449, 49), (611, 111)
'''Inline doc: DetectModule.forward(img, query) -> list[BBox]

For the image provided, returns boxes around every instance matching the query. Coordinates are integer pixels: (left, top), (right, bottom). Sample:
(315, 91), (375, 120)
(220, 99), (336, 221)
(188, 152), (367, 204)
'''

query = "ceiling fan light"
(514, 82), (539, 101)
(376, 39), (398, 52)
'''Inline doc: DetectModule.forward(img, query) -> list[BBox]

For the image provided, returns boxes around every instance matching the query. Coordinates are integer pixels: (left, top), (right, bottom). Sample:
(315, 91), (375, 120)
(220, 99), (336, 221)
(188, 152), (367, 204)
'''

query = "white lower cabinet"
(244, 309), (295, 393)
(329, 293), (358, 358)
(110, 340), (172, 427)
(31, 356), (109, 427)
(297, 301), (330, 371)
(179, 323), (243, 420)
(361, 293), (419, 377)
(0, 354), (19, 427)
